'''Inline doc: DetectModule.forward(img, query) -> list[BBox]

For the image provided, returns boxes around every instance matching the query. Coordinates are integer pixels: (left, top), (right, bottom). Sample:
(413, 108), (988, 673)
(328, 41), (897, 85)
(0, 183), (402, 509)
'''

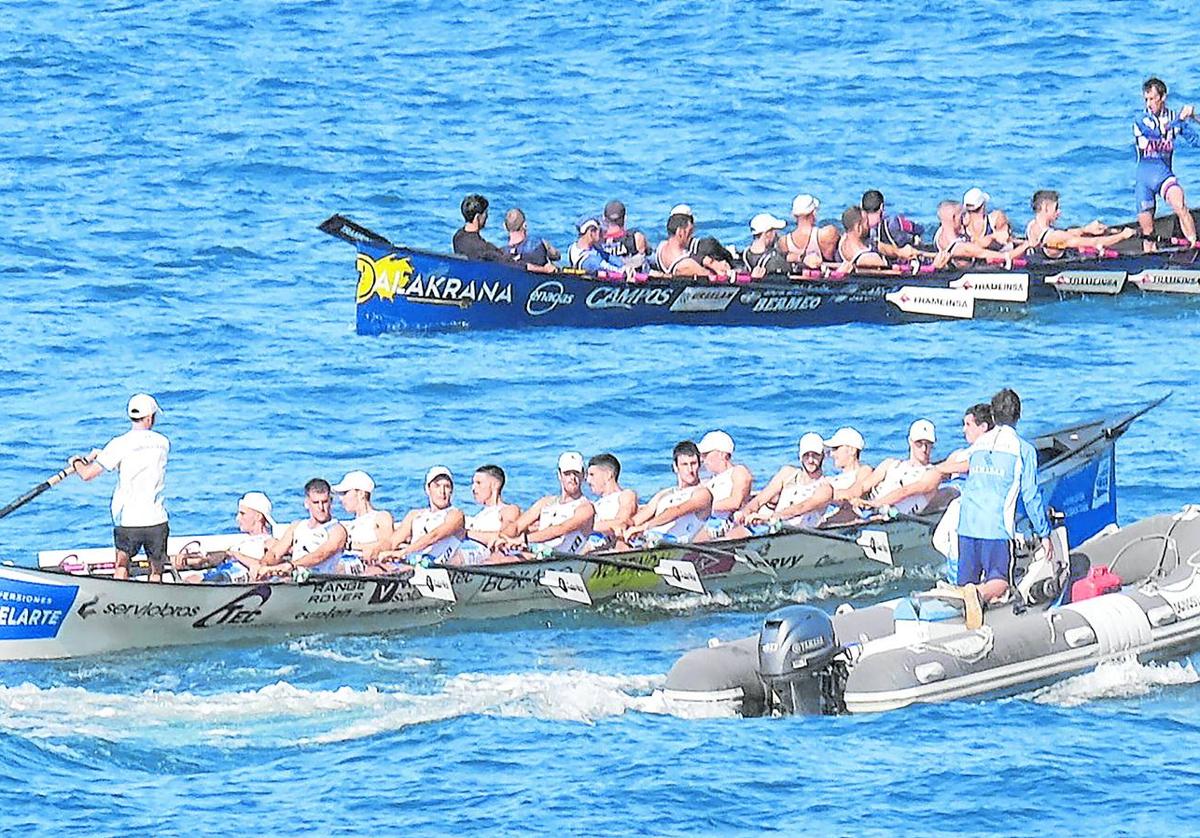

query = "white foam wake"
(0, 670), (666, 747)
(1025, 656), (1200, 708)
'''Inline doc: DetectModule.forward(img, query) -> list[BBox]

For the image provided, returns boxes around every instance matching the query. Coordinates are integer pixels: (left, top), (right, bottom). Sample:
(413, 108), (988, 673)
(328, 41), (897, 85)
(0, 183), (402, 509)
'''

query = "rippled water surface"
(3, 0), (1200, 834)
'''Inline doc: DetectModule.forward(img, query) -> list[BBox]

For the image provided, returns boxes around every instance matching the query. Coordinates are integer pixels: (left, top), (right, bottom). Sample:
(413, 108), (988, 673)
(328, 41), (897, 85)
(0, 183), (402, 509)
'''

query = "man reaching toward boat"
(942, 389), (1052, 605)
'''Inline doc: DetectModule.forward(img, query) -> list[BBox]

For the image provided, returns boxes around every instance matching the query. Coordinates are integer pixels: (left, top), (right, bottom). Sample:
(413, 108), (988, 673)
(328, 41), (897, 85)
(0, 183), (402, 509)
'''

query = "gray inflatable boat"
(663, 507), (1200, 716)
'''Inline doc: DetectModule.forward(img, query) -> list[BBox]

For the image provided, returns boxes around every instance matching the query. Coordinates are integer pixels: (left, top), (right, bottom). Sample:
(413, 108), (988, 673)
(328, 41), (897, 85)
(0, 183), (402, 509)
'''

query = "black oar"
(0, 462), (78, 521)
(317, 214), (393, 248)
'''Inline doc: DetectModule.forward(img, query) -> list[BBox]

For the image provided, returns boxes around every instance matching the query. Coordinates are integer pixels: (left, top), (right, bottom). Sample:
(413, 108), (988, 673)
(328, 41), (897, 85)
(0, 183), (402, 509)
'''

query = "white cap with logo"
(669, 203), (693, 218)
(331, 470), (375, 494)
(825, 427), (865, 451)
(799, 432), (825, 456)
(238, 491), (277, 530)
(698, 430), (735, 455)
(962, 187), (990, 210)
(909, 419), (937, 443)
(557, 451), (585, 473)
(127, 393), (161, 420)
(425, 466), (453, 486)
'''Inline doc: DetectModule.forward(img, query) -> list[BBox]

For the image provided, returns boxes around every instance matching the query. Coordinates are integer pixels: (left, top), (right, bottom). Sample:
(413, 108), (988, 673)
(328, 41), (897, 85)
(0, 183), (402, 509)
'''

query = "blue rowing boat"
(319, 215), (1200, 333)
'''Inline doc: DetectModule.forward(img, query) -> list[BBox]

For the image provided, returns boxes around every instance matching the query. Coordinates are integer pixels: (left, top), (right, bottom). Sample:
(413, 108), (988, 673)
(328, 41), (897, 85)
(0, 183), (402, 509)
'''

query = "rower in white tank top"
(465, 504), (504, 533)
(412, 506), (463, 563)
(870, 458), (935, 514)
(293, 517), (346, 574)
(537, 496), (591, 553)
(344, 510), (388, 553)
(592, 491), (624, 523)
(776, 475), (829, 529)
(703, 469), (737, 512)
(648, 486), (705, 543)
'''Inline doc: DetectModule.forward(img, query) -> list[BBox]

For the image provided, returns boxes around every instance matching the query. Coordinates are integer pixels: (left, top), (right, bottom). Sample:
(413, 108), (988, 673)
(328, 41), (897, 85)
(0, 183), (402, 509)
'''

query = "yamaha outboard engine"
(757, 605), (845, 716)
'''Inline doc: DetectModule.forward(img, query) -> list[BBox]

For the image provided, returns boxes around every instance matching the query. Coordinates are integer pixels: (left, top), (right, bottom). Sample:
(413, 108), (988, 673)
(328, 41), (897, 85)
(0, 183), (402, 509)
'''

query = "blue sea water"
(3, 0), (1200, 833)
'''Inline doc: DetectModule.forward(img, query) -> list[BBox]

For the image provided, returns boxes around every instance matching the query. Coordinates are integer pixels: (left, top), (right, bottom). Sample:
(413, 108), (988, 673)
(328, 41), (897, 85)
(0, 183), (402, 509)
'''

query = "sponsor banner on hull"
(669, 286), (739, 312)
(584, 286), (672, 310)
(1045, 270), (1126, 294)
(1129, 269), (1200, 294)
(737, 287), (822, 314)
(525, 280), (576, 316)
(949, 272), (1029, 302)
(0, 576), (77, 640)
(885, 286), (975, 319)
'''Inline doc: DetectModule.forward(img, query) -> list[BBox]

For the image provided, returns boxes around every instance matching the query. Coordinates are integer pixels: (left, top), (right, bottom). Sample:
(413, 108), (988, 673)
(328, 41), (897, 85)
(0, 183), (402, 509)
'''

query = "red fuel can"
(1071, 565), (1123, 603)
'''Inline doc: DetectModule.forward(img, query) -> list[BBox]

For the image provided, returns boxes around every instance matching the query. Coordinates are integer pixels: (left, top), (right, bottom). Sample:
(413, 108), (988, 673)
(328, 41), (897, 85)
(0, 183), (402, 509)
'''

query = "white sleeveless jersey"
(412, 506), (462, 563)
(828, 470), (858, 492)
(703, 469), (738, 514)
(777, 474), (827, 529)
(870, 458), (935, 514)
(648, 486), (706, 543)
(292, 517), (345, 574)
(232, 532), (271, 561)
(465, 504), (504, 533)
(593, 491), (624, 523)
(537, 496), (592, 553)
(344, 510), (387, 553)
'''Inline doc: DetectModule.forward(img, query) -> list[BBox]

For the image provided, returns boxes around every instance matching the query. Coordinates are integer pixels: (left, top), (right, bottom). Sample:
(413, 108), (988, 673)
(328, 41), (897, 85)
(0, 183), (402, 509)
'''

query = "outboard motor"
(757, 605), (845, 716)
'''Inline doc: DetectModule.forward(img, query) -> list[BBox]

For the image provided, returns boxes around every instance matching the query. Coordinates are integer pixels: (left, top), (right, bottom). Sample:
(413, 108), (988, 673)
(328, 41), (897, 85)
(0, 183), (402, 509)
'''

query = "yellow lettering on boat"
(356, 253), (415, 304)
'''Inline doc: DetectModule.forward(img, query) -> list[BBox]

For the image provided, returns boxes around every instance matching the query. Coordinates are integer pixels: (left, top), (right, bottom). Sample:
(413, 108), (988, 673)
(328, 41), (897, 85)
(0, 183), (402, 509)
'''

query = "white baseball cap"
(127, 393), (160, 420)
(909, 419), (937, 443)
(799, 432), (825, 456)
(669, 203), (693, 218)
(791, 194), (819, 216)
(698, 430), (735, 455)
(238, 491), (276, 529)
(962, 187), (990, 210)
(558, 451), (585, 473)
(749, 213), (787, 236)
(331, 470), (375, 494)
(826, 427), (865, 451)
(425, 466), (453, 486)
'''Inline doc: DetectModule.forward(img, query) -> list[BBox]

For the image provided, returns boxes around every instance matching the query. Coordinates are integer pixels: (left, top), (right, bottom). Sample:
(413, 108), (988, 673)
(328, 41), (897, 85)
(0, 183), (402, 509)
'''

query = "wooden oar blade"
(538, 570), (592, 605)
(856, 529), (893, 566)
(654, 559), (705, 594)
(411, 566), (456, 603)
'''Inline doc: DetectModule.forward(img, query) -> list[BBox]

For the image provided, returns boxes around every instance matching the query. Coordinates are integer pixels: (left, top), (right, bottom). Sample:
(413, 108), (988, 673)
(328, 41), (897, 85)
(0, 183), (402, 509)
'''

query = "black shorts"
(114, 522), (170, 566)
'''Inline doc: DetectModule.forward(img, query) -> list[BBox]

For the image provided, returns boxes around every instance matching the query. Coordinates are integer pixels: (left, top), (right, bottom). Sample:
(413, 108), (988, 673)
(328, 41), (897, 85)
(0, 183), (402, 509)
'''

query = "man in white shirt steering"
(71, 393), (170, 582)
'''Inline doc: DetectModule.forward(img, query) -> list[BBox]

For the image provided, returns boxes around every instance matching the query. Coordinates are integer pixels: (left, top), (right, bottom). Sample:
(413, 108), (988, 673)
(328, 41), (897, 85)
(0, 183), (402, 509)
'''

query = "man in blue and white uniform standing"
(1134, 77), (1199, 246)
(951, 388), (1052, 604)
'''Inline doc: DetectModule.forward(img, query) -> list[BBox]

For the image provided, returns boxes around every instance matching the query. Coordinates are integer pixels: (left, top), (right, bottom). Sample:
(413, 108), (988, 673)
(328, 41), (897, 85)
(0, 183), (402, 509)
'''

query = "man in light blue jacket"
(951, 388), (1052, 603)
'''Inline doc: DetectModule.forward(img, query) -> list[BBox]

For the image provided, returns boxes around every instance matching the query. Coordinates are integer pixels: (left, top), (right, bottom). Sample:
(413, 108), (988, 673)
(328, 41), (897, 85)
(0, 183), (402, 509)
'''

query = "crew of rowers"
(450, 187), (1140, 282)
(179, 406), (999, 583)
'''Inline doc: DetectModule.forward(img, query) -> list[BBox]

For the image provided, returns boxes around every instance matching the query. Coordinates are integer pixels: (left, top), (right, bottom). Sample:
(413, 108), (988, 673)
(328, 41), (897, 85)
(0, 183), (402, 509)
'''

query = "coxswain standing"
(71, 394), (170, 582)
(1134, 77), (1199, 247)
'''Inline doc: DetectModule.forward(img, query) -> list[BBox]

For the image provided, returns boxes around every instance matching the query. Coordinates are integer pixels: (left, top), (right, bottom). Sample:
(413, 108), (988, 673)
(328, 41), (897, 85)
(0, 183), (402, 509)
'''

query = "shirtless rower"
(778, 194), (838, 269)
(622, 441), (713, 547)
(497, 452), (595, 558)
(857, 419), (939, 515)
(653, 205), (730, 278)
(1025, 190), (1137, 258)
(583, 453), (638, 552)
(257, 478), (351, 579)
(180, 492), (277, 584)
(741, 213), (792, 277)
(695, 430), (753, 541)
(837, 206), (889, 273)
(378, 467), (466, 569)
(730, 432), (833, 534)
(331, 470), (394, 563)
